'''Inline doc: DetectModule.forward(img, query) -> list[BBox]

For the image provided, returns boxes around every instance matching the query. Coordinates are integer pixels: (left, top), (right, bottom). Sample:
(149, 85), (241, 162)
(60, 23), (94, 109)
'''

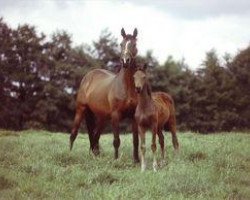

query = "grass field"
(0, 130), (249, 200)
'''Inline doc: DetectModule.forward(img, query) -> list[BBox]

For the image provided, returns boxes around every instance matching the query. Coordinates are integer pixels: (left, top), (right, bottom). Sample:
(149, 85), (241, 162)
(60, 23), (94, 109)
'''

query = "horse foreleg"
(132, 120), (140, 163)
(138, 126), (146, 172)
(152, 126), (157, 172)
(111, 112), (121, 159)
(70, 104), (86, 150)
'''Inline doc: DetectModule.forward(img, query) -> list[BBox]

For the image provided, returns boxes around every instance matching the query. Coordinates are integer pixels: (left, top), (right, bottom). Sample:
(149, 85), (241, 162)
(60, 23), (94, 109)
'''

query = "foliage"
(0, 18), (250, 133)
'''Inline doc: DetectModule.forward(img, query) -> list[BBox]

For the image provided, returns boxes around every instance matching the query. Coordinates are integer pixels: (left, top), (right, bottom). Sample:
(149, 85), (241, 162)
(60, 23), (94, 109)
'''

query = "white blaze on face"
(123, 40), (131, 63)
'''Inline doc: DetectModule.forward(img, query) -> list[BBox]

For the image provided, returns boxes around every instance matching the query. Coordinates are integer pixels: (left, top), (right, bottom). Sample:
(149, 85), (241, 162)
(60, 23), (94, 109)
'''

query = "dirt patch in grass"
(77, 181), (89, 189)
(91, 172), (118, 185)
(226, 188), (244, 200)
(0, 176), (17, 190)
(0, 130), (20, 137)
(53, 152), (82, 167)
(188, 151), (207, 163)
(20, 165), (42, 176)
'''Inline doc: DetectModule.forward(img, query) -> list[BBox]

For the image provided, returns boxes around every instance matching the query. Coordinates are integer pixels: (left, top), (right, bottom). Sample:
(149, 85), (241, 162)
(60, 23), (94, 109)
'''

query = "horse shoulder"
(108, 77), (127, 105)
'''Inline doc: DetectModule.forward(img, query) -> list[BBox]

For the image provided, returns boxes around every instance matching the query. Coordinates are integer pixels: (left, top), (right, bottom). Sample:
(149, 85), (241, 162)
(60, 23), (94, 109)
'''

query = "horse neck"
(138, 82), (152, 108)
(118, 66), (136, 99)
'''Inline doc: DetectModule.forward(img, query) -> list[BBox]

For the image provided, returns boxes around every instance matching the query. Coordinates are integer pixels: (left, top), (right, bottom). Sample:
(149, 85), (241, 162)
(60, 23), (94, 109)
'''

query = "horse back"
(152, 92), (176, 128)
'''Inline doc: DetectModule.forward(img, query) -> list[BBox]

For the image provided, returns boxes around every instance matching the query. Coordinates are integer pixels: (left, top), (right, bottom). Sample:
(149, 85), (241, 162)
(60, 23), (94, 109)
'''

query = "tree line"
(0, 18), (249, 133)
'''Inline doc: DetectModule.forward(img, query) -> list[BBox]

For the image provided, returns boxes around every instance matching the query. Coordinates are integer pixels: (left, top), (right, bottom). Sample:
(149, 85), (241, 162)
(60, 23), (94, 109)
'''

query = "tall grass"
(0, 130), (249, 200)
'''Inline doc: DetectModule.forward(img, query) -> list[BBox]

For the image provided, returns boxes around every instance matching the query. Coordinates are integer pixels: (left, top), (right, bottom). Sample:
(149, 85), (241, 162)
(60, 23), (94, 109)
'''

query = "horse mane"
(146, 82), (152, 97)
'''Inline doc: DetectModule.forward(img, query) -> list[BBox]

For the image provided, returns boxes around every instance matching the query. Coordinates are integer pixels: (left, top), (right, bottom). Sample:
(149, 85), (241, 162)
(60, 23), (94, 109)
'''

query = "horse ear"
(121, 28), (126, 38)
(133, 28), (138, 38)
(143, 63), (147, 71)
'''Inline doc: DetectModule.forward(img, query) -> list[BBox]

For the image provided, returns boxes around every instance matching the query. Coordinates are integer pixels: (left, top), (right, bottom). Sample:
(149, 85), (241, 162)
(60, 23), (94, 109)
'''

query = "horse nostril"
(135, 87), (141, 93)
(126, 58), (130, 64)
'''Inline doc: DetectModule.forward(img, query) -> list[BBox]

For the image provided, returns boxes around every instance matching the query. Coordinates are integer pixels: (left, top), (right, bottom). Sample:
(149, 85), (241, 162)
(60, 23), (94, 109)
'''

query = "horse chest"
(135, 109), (156, 128)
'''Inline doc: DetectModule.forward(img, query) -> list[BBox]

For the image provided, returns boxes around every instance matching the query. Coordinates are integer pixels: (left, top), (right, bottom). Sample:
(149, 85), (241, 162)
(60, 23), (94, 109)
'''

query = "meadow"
(0, 130), (249, 200)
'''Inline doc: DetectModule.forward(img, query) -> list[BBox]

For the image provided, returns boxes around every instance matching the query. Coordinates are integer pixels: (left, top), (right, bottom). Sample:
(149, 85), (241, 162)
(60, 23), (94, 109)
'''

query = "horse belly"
(86, 90), (111, 116)
(84, 74), (113, 116)
(157, 106), (170, 127)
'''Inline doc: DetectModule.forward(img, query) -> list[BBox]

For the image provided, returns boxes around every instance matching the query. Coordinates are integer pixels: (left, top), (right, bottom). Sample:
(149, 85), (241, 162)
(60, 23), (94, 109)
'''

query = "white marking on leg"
(153, 153), (157, 172)
(141, 156), (146, 172)
(141, 144), (146, 172)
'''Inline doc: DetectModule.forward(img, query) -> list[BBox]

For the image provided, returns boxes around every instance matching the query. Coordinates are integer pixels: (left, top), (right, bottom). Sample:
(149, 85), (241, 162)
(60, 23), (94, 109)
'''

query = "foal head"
(120, 28), (138, 68)
(133, 64), (148, 93)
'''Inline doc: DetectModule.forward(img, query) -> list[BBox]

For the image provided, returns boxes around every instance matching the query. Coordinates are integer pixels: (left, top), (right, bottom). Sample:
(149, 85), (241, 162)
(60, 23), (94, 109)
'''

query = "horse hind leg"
(70, 103), (86, 150)
(85, 108), (97, 154)
(92, 118), (106, 156)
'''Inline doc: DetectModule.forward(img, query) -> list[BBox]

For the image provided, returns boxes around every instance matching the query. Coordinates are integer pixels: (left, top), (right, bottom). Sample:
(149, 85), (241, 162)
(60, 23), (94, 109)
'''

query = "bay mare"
(70, 28), (140, 162)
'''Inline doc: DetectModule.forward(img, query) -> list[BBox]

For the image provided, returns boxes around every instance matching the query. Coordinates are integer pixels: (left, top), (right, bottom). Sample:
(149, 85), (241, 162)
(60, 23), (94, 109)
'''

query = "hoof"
(141, 164), (146, 172)
(153, 162), (158, 172)
(93, 149), (100, 156)
(69, 141), (73, 151)
(134, 158), (140, 164)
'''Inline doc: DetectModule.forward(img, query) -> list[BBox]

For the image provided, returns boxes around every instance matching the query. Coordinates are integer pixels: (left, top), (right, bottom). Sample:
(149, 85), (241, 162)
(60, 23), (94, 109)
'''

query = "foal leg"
(138, 126), (146, 172)
(132, 120), (140, 163)
(152, 126), (158, 172)
(111, 111), (121, 159)
(70, 103), (86, 150)
(168, 116), (179, 152)
(157, 130), (165, 159)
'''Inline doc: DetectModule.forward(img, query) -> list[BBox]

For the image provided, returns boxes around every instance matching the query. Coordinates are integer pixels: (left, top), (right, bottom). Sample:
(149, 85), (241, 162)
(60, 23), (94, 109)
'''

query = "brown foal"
(134, 67), (179, 171)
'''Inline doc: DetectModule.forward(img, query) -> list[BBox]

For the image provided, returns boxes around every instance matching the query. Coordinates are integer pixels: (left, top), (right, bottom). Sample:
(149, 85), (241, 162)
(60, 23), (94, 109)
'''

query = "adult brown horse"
(70, 28), (140, 161)
(134, 65), (179, 171)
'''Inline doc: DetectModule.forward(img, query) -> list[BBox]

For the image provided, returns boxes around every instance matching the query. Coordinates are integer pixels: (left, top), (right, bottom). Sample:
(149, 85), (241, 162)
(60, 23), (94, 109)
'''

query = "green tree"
(93, 29), (120, 72)
(0, 20), (48, 129)
(228, 46), (250, 130)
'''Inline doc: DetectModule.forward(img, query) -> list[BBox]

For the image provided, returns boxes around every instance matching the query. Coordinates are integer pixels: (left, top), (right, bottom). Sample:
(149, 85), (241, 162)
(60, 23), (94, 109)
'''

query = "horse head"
(120, 28), (138, 68)
(133, 64), (148, 93)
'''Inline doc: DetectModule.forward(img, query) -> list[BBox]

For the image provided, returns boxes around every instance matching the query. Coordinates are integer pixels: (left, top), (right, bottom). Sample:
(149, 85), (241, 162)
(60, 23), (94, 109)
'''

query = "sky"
(0, 0), (250, 69)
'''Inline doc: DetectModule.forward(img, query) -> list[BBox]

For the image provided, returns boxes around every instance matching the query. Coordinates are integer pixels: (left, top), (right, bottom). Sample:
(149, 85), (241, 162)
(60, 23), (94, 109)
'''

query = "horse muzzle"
(121, 57), (132, 68)
(135, 87), (142, 93)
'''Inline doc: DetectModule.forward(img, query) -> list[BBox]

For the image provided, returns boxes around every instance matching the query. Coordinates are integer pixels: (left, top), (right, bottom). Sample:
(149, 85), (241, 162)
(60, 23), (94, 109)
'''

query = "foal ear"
(133, 28), (138, 38)
(121, 28), (126, 38)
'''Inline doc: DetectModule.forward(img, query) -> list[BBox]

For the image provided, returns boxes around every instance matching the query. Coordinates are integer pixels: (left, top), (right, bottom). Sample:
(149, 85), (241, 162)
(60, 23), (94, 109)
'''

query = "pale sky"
(1, 0), (250, 69)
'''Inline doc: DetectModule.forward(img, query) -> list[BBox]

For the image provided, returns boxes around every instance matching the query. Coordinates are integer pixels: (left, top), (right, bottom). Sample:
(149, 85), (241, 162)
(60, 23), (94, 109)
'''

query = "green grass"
(0, 130), (249, 200)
